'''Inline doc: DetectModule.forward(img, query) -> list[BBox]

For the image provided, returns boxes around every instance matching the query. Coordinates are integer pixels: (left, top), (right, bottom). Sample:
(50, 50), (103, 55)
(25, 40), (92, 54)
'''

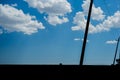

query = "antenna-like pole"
(80, 0), (93, 65)
(113, 36), (120, 65)
(119, 50), (120, 59)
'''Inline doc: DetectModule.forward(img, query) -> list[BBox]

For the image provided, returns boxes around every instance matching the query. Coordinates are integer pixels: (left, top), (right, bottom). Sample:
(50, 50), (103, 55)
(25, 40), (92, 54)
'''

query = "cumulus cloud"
(72, 0), (120, 34)
(72, 12), (86, 31)
(0, 4), (45, 35)
(106, 40), (117, 44)
(44, 15), (68, 26)
(82, 0), (105, 21)
(24, 0), (72, 25)
(71, 11), (96, 33)
(96, 11), (120, 33)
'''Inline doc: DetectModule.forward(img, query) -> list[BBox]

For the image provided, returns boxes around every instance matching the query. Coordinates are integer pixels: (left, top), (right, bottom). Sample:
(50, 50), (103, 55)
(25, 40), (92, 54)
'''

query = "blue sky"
(0, 0), (120, 65)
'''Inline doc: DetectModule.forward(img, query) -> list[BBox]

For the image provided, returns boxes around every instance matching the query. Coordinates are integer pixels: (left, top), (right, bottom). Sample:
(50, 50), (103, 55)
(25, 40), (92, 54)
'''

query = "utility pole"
(80, 0), (93, 65)
(113, 36), (120, 65)
(116, 49), (120, 65)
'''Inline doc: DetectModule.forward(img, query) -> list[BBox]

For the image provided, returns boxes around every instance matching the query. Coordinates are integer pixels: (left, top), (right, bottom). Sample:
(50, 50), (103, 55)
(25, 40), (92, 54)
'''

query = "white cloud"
(72, 12), (86, 31)
(0, 4), (45, 35)
(44, 15), (68, 26)
(74, 38), (89, 42)
(82, 0), (105, 21)
(106, 40), (117, 44)
(96, 11), (120, 33)
(24, 0), (72, 25)
(71, 11), (96, 34)
(82, 38), (89, 42)
(72, 0), (120, 34)
(74, 38), (80, 41)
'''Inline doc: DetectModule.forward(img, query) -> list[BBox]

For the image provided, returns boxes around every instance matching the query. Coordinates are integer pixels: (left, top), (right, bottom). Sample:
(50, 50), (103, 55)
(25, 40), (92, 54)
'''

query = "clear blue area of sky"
(0, 0), (120, 65)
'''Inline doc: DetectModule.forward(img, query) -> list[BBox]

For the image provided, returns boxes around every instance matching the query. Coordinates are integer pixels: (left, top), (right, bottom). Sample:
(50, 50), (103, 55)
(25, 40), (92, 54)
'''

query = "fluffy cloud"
(44, 15), (68, 26)
(72, 0), (120, 34)
(82, 0), (105, 21)
(0, 4), (45, 35)
(71, 11), (96, 33)
(25, 0), (72, 25)
(106, 40), (117, 44)
(96, 11), (120, 33)
(72, 12), (86, 31)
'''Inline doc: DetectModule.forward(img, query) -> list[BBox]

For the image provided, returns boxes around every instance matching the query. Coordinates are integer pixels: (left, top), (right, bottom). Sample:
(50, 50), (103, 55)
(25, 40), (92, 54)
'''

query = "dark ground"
(0, 65), (120, 79)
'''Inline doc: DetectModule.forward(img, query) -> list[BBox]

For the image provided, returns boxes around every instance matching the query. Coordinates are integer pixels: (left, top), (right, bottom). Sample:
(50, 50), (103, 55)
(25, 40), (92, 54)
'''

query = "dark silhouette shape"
(113, 36), (120, 65)
(80, 0), (93, 65)
(59, 63), (62, 65)
(116, 49), (120, 65)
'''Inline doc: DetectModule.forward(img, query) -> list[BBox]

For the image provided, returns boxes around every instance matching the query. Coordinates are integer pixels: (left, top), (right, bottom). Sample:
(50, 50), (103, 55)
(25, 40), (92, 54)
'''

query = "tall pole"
(113, 36), (120, 65)
(80, 0), (93, 65)
(119, 50), (120, 59)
